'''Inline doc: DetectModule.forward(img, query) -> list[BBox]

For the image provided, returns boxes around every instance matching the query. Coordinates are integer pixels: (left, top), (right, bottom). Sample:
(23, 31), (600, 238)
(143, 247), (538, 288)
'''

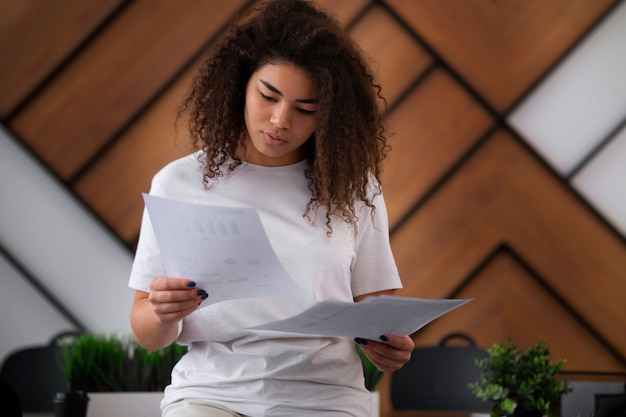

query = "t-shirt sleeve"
(350, 189), (403, 297)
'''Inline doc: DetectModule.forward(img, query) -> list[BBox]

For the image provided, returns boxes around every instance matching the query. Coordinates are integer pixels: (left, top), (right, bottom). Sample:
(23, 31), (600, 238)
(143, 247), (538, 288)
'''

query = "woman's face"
(242, 62), (318, 166)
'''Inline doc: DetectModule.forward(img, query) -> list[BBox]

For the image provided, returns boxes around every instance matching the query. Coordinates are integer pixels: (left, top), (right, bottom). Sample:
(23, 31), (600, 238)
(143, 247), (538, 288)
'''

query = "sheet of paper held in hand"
(249, 295), (472, 340)
(142, 193), (301, 307)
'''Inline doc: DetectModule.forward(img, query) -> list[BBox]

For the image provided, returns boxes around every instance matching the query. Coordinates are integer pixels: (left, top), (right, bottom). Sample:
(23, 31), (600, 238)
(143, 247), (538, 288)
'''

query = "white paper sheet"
(249, 295), (472, 339)
(143, 194), (301, 306)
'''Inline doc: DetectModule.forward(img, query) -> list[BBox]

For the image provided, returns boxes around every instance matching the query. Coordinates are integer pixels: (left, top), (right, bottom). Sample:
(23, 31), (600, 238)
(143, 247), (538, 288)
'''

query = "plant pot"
(87, 392), (163, 417)
(53, 391), (90, 417)
(512, 407), (543, 417)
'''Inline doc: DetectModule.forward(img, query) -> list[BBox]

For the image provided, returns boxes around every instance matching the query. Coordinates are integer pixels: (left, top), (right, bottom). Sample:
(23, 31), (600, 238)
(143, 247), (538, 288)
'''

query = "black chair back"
(0, 378), (22, 417)
(391, 332), (491, 413)
(0, 337), (69, 413)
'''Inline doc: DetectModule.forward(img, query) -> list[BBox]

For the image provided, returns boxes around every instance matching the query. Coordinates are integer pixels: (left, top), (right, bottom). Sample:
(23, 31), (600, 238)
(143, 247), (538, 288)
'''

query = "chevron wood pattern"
(9, 0), (246, 180)
(0, 0), (125, 117)
(385, 0), (617, 112)
(391, 131), (626, 363)
(1, 2), (625, 416)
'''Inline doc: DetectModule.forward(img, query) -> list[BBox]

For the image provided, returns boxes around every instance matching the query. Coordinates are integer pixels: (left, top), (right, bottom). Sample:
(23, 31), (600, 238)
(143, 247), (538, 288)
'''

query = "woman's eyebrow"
(260, 79), (318, 104)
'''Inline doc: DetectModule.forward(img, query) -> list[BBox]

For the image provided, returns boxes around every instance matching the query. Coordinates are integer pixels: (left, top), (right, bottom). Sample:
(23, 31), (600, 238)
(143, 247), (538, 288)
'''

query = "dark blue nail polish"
(379, 335), (388, 342)
(187, 281), (197, 287)
(355, 337), (367, 345)
(197, 289), (207, 297)
(201, 293), (209, 300)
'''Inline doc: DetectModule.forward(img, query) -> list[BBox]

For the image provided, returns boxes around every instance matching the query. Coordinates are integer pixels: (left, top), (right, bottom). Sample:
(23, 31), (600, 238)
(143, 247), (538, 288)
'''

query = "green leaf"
(57, 333), (188, 392)
(469, 339), (572, 417)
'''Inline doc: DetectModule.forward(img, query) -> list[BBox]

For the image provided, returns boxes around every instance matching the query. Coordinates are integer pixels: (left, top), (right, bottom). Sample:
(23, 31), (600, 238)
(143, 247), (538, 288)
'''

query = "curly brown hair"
(179, 0), (389, 233)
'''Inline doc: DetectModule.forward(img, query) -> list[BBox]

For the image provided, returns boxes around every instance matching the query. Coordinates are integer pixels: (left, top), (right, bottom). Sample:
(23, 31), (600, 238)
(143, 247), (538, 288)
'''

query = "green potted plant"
(469, 339), (572, 417)
(355, 343), (385, 392)
(59, 333), (186, 392)
(55, 333), (187, 417)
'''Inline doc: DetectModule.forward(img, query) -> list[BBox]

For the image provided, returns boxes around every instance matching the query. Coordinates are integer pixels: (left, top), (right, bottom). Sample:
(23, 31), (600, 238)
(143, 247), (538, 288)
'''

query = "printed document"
(143, 193), (301, 306)
(143, 194), (470, 337)
(249, 295), (472, 339)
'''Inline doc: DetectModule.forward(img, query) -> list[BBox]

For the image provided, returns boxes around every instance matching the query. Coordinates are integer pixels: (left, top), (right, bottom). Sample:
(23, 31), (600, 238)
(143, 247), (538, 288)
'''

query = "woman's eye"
(260, 92), (276, 102)
(297, 108), (315, 115)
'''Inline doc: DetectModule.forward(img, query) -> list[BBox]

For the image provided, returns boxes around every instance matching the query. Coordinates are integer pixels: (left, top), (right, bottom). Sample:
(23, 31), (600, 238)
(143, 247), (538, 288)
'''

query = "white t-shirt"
(129, 153), (402, 416)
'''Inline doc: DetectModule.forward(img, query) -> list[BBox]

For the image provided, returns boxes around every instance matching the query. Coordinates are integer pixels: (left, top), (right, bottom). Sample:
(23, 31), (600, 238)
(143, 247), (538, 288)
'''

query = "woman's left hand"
(355, 333), (414, 373)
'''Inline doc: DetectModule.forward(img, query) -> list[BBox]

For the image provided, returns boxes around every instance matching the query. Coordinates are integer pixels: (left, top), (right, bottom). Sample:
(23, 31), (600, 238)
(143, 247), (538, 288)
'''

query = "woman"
(129, 0), (414, 415)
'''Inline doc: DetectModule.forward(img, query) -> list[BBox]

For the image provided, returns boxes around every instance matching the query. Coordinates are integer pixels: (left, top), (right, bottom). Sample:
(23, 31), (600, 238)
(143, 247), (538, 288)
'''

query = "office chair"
(595, 393), (626, 417)
(391, 332), (492, 413)
(0, 378), (22, 417)
(0, 335), (70, 413)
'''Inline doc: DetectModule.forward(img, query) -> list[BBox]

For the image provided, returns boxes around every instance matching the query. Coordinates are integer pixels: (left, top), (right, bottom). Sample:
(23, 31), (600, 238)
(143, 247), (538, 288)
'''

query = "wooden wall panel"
(2, 2), (625, 414)
(0, 0), (124, 117)
(409, 249), (624, 371)
(9, 0), (246, 180)
(381, 68), (494, 227)
(350, 5), (433, 106)
(391, 131), (626, 360)
(390, 133), (504, 298)
(72, 66), (197, 243)
(385, 0), (618, 112)
(314, 0), (368, 25)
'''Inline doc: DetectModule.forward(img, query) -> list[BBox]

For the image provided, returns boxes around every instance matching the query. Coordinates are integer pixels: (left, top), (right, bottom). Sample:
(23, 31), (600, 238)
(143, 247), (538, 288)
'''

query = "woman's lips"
(265, 132), (286, 145)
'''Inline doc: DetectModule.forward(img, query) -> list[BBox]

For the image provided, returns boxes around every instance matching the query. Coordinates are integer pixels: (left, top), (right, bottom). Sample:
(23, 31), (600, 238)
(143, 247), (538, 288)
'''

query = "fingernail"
(197, 290), (207, 297)
(354, 338), (367, 345)
(201, 293), (209, 300)
(187, 281), (197, 287)
(379, 335), (388, 342)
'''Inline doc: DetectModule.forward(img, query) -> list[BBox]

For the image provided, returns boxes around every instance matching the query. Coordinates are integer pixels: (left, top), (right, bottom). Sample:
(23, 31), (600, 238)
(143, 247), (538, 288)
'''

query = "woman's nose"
(270, 104), (290, 129)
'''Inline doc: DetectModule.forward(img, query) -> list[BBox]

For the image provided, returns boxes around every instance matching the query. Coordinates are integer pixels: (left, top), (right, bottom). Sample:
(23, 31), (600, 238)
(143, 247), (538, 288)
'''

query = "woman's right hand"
(147, 277), (208, 323)
(131, 278), (207, 351)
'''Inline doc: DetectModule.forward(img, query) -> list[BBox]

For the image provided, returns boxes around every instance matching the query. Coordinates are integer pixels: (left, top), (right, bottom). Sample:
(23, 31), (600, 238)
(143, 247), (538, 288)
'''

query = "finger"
(357, 334), (414, 354)
(151, 277), (199, 291)
(150, 294), (202, 311)
(153, 302), (200, 324)
(360, 341), (409, 362)
(378, 334), (415, 350)
(357, 336), (413, 371)
(359, 343), (410, 373)
(149, 287), (208, 305)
